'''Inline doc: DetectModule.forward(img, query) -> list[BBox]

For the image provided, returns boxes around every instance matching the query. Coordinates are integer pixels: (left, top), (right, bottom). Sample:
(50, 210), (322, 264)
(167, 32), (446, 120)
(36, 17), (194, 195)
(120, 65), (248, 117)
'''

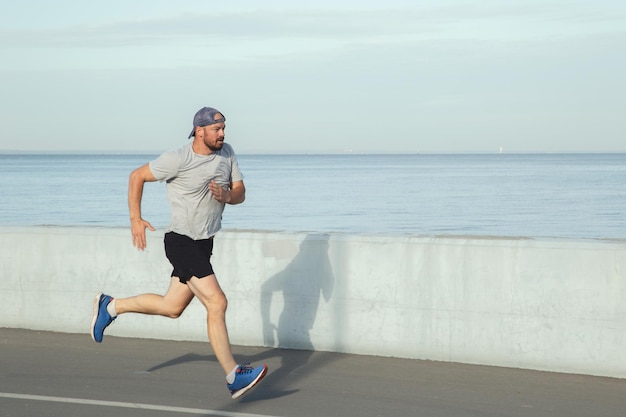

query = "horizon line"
(2, 150), (626, 156)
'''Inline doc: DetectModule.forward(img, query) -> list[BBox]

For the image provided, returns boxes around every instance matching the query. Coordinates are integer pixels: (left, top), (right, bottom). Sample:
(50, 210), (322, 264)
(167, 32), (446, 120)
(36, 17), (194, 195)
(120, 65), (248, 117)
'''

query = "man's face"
(199, 113), (226, 151)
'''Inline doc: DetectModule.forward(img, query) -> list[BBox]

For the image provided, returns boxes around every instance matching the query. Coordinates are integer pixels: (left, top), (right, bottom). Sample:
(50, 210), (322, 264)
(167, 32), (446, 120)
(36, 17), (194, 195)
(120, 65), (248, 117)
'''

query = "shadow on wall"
(260, 233), (335, 351)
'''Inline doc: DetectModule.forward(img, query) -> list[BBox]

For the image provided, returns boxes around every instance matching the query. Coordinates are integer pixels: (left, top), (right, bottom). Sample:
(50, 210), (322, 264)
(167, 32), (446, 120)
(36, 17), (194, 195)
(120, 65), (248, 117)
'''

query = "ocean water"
(1, 153), (625, 239)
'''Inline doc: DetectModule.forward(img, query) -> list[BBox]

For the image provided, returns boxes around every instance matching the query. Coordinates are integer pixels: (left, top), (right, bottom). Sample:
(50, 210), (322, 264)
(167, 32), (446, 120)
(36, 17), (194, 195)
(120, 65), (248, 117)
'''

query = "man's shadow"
(146, 233), (336, 402)
(261, 233), (334, 351)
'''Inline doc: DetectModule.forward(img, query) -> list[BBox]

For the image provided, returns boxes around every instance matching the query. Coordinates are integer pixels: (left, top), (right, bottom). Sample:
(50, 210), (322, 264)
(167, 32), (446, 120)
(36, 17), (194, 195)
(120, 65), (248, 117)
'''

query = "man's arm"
(128, 163), (157, 250)
(228, 180), (246, 205)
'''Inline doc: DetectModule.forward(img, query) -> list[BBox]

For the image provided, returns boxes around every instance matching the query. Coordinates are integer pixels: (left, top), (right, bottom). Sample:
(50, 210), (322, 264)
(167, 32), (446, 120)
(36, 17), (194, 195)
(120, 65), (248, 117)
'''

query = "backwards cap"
(188, 107), (225, 139)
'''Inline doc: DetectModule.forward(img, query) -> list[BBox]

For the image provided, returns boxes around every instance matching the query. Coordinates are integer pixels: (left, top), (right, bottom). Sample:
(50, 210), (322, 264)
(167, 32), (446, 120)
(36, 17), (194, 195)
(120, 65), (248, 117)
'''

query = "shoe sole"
(90, 292), (103, 343)
(231, 364), (268, 399)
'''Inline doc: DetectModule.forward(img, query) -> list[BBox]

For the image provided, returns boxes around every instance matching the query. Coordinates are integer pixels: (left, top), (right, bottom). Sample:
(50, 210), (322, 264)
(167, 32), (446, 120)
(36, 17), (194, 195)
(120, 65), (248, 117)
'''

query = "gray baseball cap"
(188, 107), (226, 138)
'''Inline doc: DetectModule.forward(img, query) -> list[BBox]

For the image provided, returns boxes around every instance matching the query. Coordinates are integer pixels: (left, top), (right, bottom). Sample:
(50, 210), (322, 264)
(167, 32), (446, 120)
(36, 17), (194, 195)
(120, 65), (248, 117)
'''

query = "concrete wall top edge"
(2, 226), (625, 250)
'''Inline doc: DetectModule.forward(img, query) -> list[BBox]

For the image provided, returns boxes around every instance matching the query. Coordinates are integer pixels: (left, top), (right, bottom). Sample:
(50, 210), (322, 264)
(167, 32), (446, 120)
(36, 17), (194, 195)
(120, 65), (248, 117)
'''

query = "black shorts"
(164, 232), (215, 283)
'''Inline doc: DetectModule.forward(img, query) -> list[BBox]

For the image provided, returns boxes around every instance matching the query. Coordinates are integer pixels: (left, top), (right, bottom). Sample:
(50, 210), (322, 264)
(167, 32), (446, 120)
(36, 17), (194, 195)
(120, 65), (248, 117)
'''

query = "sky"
(1, 0), (625, 154)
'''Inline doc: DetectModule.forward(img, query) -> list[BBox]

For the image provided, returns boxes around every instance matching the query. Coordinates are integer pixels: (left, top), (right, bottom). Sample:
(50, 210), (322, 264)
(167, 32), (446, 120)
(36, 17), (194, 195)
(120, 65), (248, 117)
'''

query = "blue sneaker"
(90, 293), (115, 343)
(227, 363), (268, 399)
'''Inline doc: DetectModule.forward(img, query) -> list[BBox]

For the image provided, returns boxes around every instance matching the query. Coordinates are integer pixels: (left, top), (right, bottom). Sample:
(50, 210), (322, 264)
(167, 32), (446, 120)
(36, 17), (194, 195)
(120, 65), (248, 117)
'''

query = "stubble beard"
(207, 139), (224, 152)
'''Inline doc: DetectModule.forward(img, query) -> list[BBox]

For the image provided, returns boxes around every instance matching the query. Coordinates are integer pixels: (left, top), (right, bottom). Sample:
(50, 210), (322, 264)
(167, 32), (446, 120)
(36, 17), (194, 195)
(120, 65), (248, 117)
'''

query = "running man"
(90, 106), (267, 399)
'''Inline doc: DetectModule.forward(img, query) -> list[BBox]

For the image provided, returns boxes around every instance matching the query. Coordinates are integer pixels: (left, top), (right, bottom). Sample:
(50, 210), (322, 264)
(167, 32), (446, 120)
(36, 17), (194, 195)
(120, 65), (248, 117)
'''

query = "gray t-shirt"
(149, 142), (244, 240)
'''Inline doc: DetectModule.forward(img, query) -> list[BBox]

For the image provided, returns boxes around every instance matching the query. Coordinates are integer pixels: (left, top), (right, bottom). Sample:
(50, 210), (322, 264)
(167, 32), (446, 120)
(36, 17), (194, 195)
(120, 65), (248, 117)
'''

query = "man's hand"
(131, 218), (155, 250)
(209, 180), (231, 203)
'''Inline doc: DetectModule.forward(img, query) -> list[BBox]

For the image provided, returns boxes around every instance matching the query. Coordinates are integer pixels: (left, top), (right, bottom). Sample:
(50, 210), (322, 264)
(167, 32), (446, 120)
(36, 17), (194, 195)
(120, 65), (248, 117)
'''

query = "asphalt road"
(1, 328), (624, 417)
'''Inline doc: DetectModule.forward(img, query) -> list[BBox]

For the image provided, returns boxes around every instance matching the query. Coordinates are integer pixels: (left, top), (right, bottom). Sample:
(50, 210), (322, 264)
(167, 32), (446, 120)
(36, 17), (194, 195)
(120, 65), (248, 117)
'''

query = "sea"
(1, 152), (625, 240)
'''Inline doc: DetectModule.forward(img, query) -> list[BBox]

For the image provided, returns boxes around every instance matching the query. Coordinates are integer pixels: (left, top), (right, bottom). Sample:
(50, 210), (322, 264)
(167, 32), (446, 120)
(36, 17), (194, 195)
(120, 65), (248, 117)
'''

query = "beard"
(207, 140), (224, 152)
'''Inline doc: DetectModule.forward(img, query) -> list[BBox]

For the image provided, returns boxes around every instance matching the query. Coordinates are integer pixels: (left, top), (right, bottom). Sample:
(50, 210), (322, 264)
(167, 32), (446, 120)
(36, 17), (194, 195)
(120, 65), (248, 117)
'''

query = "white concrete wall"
(1, 226), (624, 378)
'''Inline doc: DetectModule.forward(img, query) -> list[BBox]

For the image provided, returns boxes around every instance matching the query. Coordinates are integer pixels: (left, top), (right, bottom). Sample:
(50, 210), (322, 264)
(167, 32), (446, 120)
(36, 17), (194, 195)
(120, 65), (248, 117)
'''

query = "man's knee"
(162, 305), (186, 319)
(206, 293), (228, 315)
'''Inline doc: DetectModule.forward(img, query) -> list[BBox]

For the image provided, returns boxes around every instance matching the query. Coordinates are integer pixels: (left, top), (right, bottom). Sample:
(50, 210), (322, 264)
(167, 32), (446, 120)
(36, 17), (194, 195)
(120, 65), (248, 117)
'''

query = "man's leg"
(91, 277), (194, 343)
(115, 277), (194, 318)
(186, 274), (268, 399)
(186, 274), (237, 374)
